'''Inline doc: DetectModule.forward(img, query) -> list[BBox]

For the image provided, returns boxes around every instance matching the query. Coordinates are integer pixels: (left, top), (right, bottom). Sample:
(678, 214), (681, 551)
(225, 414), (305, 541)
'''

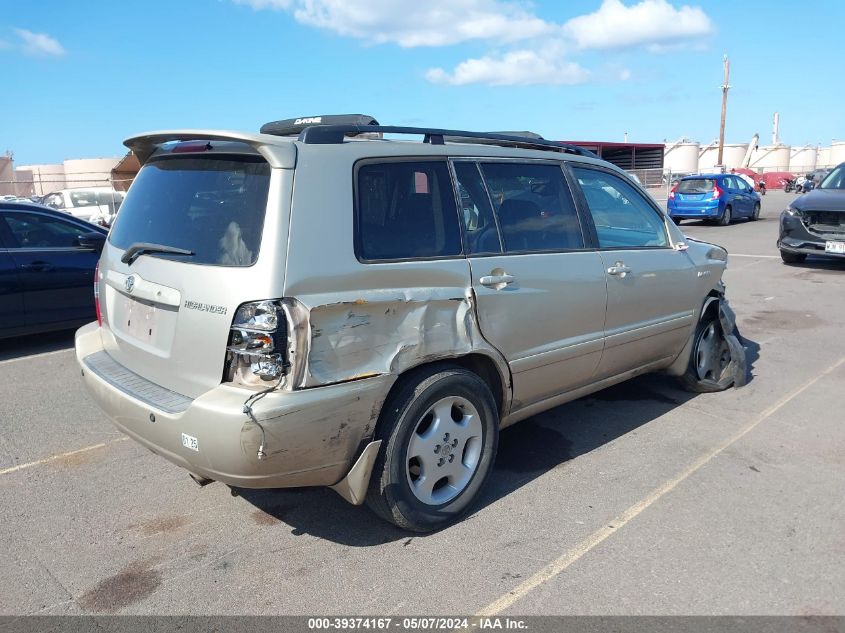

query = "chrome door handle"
(607, 262), (632, 277)
(479, 273), (515, 288)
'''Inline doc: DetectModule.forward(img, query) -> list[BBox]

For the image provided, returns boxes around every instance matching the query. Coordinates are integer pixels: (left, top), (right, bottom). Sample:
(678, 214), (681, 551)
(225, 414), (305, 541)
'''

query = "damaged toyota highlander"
(75, 114), (746, 532)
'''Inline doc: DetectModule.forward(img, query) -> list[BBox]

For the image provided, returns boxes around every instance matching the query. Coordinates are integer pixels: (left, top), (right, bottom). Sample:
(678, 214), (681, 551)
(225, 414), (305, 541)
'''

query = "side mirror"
(77, 231), (106, 252)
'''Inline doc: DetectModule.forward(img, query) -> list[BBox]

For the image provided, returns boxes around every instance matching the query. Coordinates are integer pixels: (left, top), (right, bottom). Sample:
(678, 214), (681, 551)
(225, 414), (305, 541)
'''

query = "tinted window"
(96, 190), (124, 212)
(479, 163), (584, 252)
(69, 191), (99, 207)
(3, 212), (88, 248)
(676, 178), (715, 193)
(357, 161), (462, 261)
(109, 156), (270, 267)
(572, 167), (668, 248)
(453, 162), (501, 255)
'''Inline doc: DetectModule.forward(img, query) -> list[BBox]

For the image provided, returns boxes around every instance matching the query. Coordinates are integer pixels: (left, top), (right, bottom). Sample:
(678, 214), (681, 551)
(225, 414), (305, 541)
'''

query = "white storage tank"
(817, 146), (831, 168)
(789, 145), (817, 173)
(63, 157), (121, 189)
(664, 140), (699, 174)
(699, 142), (748, 171)
(749, 144), (790, 171)
(829, 141), (845, 167)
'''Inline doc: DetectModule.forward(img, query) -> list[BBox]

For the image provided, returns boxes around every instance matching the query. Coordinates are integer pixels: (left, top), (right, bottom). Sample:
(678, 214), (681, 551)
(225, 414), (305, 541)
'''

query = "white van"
(42, 187), (125, 224)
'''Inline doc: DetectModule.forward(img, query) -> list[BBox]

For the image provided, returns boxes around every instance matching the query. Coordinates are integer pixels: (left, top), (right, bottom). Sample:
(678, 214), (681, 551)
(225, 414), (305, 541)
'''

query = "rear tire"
(679, 316), (735, 393)
(780, 250), (806, 264)
(366, 366), (499, 532)
(672, 217), (682, 225)
(719, 205), (732, 226)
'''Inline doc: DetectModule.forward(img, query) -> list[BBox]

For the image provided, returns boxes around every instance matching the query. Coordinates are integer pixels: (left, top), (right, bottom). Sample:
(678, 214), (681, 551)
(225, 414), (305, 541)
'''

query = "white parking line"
(0, 348), (74, 365)
(475, 355), (845, 616)
(0, 438), (128, 476)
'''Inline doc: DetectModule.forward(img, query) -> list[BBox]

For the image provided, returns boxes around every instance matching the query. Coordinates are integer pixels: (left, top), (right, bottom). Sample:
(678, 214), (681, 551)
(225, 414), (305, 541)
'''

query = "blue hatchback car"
(667, 174), (761, 225)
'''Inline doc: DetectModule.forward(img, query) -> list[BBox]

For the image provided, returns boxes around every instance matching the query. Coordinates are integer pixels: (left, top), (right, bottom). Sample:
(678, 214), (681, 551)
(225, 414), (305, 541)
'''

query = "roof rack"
(260, 114), (379, 137)
(296, 125), (597, 158)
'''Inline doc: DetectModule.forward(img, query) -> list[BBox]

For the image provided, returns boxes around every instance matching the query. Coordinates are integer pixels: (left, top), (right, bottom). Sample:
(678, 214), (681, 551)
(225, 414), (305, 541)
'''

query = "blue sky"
(2, 0), (843, 164)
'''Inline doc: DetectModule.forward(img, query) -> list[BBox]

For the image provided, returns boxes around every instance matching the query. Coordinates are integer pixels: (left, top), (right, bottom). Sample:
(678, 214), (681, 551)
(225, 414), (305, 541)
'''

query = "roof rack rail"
(297, 125), (597, 158)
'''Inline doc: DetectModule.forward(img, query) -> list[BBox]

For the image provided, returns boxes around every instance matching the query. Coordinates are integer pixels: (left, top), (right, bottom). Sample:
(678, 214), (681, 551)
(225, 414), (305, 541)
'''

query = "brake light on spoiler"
(171, 141), (213, 153)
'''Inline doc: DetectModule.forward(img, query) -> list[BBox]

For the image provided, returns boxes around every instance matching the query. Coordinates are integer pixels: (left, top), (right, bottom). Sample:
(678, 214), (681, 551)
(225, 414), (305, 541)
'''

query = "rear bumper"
(75, 322), (394, 489)
(667, 202), (721, 219)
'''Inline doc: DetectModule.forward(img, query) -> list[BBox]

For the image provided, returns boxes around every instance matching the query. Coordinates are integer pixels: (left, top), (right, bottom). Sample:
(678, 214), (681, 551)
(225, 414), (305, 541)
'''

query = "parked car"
(75, 115), (745, 531)
(42, 187), (125, 224)
(0, 201), (106, 338)
(778, 162), (845, 264)
(667, 173), (761, 225)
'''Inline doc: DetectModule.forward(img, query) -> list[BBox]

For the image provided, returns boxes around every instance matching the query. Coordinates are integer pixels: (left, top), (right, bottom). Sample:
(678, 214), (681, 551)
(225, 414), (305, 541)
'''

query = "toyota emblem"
(125, 275), (135, 293)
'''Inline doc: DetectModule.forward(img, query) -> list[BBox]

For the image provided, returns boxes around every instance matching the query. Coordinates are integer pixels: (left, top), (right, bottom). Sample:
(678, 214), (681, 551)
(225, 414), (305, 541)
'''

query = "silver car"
(75, 115), (745, 532)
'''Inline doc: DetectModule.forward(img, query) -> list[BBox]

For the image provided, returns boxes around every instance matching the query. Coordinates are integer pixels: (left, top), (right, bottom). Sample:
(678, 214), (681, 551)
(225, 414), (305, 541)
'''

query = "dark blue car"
(667, 173), (761, 225)
(0, 201), (106, 338)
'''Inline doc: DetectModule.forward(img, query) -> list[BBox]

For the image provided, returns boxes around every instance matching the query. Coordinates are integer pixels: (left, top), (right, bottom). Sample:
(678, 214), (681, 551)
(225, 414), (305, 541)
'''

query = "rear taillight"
(712, 185), (723, 200)
(94, 262), (102, 326)
(669, 186), (676, 200)
(224, 300), (289, 384)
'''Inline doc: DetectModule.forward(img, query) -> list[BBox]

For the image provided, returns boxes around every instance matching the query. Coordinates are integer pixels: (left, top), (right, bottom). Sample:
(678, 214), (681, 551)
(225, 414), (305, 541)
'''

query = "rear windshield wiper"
(121, 242), (195, 266)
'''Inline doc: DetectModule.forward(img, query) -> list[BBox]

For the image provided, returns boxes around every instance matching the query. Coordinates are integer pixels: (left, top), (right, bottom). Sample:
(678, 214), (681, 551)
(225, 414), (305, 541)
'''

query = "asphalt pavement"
(1, 190), (843, 616)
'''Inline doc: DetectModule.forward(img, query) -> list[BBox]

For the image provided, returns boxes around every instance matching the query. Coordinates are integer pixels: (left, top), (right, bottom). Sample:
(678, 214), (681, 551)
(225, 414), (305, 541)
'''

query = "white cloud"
(563, 0), (713, 50)
(14, 28), (66, 56)
(234, 0), (292, 8)
(233, 0), (713, 86)
(426, 50), (589, 86)
(236, 0), (553, 47)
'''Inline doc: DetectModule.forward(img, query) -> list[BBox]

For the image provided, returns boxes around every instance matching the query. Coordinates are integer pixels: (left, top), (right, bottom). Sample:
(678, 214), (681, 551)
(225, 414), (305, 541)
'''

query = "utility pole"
(717, 55), (730, 168)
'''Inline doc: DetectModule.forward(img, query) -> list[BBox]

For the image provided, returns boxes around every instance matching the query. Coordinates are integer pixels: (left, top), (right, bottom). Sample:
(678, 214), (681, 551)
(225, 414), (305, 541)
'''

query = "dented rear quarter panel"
(282, 143), (511, 407)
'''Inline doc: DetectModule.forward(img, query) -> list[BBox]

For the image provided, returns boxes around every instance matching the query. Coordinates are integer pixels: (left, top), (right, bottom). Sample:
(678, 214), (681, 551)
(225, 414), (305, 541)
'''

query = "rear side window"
(479, 162), (584, 252)
(3, 212), (89, 248)
(676, 178), (715, 193)
(109, 156), (270, 266)
(356, 161), (462, 261)
(70, 191), (98, 207)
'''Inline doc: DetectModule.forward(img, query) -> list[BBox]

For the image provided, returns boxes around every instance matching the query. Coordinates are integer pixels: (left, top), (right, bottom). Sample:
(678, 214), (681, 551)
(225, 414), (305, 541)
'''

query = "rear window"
(356, 160), (462, 261)
(676, 178), (715, 193)
(109, 156), (270, 266)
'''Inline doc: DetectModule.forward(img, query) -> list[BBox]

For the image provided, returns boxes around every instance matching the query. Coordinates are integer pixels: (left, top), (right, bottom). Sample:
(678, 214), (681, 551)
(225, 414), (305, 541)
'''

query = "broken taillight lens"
(224, 300), (288, 383)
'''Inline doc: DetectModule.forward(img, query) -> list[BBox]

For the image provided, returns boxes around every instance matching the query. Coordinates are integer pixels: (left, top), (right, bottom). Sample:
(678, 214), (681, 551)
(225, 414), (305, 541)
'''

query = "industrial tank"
(749, 145), (791, 171)
(664, 141), (699, 174)
(63, 157), (121, 188)
(699, 142), (748, 171)
(789, 145), (817, 173)
(829, 141), (845, 167)
(817, 146), (831, 168)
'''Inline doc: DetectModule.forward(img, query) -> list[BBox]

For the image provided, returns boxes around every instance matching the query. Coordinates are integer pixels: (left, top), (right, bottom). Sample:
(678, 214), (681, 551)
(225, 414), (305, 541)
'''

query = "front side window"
(452, 162), (501, 255)
(109, 156), (270, 267)
(3, 212), (89, 248)
(479, 162), (584, 252)
(572, 166), (668, 249)
(357, 161), (462, 261)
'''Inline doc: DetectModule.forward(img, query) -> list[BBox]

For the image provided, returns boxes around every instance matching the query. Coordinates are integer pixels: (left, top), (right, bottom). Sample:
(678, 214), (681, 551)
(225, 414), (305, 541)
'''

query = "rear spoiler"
(124, 130), (297, 169)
